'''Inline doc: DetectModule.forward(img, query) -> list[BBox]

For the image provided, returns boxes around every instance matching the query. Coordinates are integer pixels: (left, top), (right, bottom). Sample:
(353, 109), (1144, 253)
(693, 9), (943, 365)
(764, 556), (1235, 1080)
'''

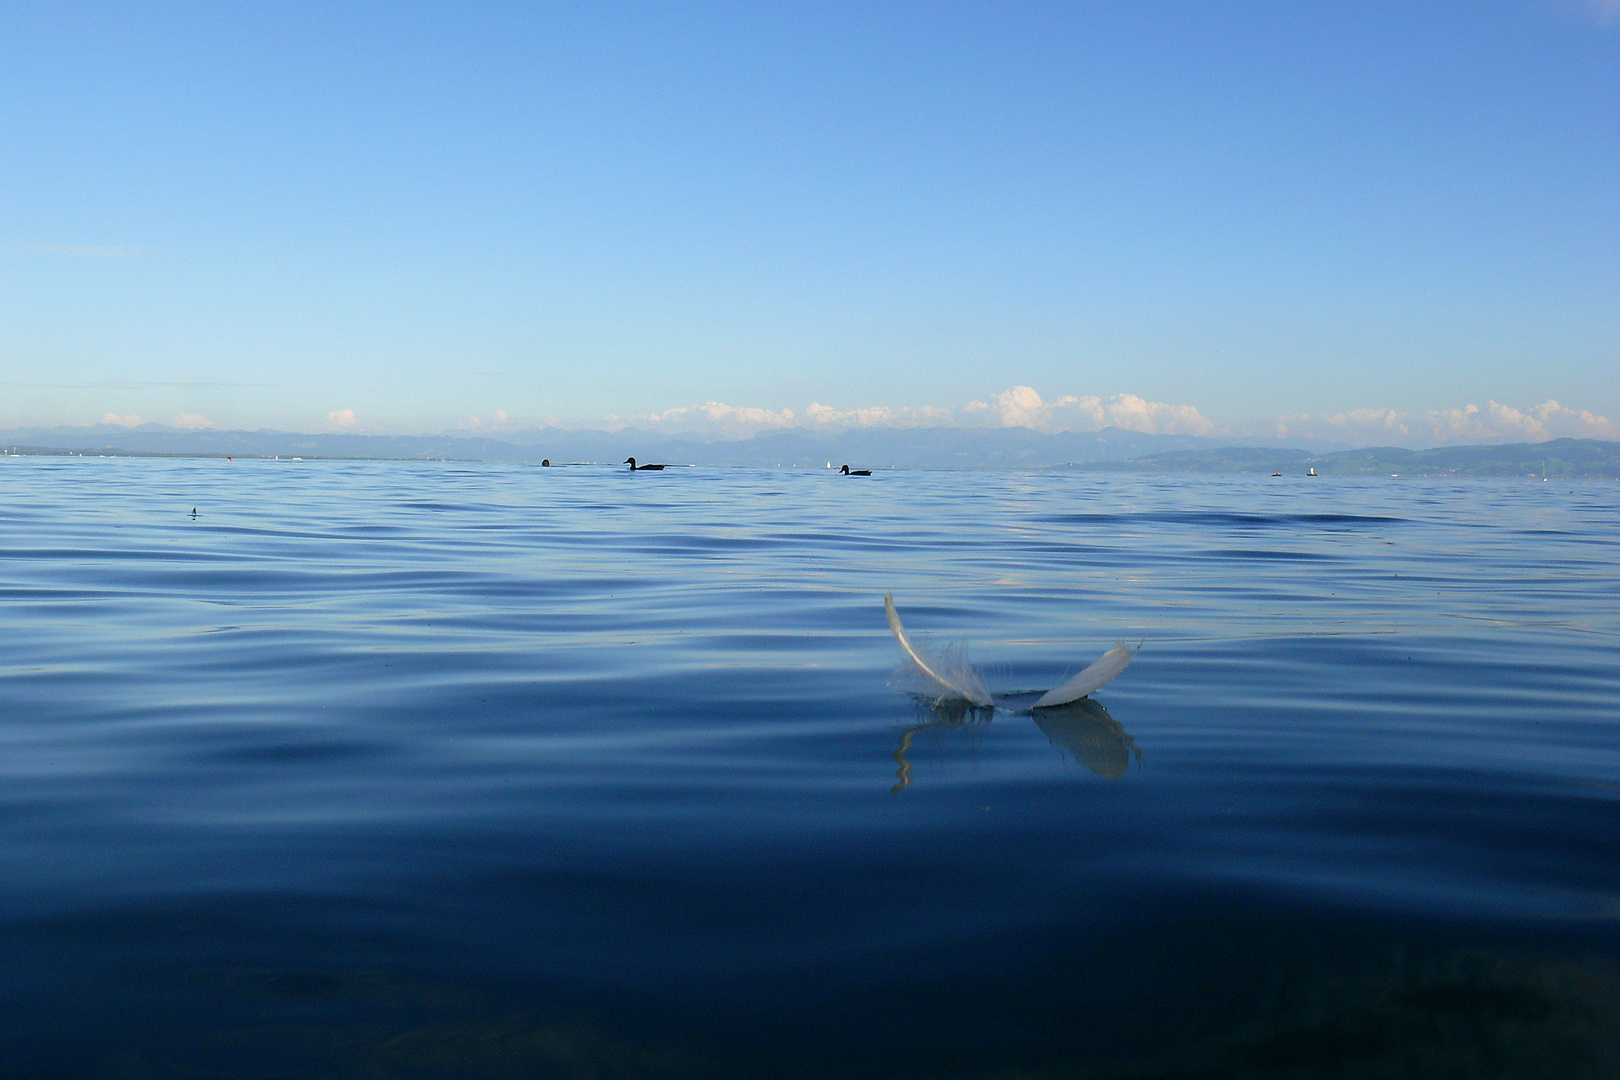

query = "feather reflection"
(891, 698), (1138, 792)
(891, 700), (993, 793)
(1030, 698), (1142, 781)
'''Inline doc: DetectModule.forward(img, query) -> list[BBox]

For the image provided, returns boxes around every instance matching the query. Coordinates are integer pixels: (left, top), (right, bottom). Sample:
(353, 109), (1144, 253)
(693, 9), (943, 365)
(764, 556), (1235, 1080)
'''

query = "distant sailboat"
(1307, 467), (1318, 476)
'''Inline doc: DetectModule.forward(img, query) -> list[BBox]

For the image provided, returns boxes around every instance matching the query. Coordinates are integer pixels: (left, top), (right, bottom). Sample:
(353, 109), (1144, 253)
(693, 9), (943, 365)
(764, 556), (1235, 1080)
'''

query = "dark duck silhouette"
(840, 465), (871, 475)
(625, 457), (665, 471)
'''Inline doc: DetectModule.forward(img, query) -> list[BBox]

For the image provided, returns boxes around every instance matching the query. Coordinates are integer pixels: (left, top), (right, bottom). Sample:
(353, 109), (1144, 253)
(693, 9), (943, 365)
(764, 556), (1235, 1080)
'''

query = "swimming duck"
(840, 465), (871, 476)
(625, 457), (665, 471)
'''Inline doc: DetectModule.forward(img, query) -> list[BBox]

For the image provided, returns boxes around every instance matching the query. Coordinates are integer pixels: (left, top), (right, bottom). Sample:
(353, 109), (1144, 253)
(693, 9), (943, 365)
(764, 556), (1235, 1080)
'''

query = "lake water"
(2, 456), (1617, 1078)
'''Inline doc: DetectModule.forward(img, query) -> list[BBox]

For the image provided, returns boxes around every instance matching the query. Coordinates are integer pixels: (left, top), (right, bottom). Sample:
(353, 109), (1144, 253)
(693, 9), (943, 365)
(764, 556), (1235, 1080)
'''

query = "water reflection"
(1030, 697), (1143, 781)
(891, 698), (1138, 792)
(891, 701), (994, 793)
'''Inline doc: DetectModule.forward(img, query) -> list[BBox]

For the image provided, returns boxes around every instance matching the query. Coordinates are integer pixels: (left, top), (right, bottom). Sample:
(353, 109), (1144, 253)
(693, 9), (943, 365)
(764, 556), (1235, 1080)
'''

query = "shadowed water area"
(2, 456), (1618, 1078)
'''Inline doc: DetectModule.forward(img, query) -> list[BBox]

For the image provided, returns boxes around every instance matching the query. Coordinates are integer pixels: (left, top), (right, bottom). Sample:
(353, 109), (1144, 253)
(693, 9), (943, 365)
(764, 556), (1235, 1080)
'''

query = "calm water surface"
(2, 457), (1618, 1078)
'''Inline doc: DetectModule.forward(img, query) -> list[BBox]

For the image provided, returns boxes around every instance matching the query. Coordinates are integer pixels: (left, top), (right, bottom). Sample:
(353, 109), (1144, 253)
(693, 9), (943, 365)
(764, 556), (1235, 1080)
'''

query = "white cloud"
(101, 412), (143, 427)
(956, 387), (1213, 435)
(802, 402), (956, 429)
(599, 387), (1211, 438)
(605, 401), (799, 438)
(969, 385), (1082, 429)
(173, 413), (213, 429)
(1472, 399), (1616, 441)
(1076, 392), (1215, 436)
(583, 389), (1616, 449)
(1277, 400), (1617, 446)
(458, 413), (515, 431)
(1276, 406), (1415, 444)
(327, 408), (358, 429)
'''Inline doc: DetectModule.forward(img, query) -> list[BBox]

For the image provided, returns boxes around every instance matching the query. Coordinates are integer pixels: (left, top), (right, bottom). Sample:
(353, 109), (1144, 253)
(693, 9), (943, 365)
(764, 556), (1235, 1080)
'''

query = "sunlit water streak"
(2, 456), (1617, 1077)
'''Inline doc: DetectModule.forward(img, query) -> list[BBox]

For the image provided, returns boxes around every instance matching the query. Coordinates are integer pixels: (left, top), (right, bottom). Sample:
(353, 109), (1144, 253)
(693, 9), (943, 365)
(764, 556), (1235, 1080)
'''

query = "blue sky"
(3, 2), (1616, 445)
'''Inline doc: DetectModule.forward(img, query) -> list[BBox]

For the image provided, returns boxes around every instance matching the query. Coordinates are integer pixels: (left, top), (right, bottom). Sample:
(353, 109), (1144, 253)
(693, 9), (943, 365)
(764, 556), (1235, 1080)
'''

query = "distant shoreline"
(5, 437), (1618, 479)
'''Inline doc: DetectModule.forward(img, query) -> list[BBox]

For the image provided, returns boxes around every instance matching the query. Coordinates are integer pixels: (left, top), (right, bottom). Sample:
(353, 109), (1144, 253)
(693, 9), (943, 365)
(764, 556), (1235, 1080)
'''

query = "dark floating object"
(625, 457), (665, 471)
(840, 465), (871, 475)
(541, 459), (550, 467)
(190, 508), (197, 518)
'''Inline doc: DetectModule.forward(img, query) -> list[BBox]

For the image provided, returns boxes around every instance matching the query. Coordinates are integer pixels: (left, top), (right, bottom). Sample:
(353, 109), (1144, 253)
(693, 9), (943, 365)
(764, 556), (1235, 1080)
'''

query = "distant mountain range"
(0, 422), (1332, 468)
(2, 422), (1616, 477)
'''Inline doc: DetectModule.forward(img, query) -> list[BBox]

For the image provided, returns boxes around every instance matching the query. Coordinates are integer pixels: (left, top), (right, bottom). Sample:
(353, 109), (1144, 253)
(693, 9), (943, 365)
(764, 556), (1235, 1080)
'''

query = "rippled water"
(3, 456), (1618, 1077)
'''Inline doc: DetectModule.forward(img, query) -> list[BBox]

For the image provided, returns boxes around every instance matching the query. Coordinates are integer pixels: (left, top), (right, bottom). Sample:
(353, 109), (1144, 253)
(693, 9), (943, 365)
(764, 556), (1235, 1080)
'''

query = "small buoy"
(541, 459), (550, 467)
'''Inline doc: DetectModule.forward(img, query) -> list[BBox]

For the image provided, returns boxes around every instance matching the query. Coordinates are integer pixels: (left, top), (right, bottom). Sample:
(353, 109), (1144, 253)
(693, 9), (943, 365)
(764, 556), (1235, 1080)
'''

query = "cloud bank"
(44, 388), (1615, 452)
(961, 388), (1216, 436)
(1275, 400), (1617, 446)
(602, 387), (1215, 439)
(602, 401), (804, 439)
(600, 388), (1613, 449)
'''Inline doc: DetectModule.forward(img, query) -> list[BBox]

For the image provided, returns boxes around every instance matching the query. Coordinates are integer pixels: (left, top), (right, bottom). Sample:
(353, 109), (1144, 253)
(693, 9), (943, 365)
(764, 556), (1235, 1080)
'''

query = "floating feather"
(883, 594), (994, 707)
(884, 594), (1135, 710)
(1032, 641), (1135, 708)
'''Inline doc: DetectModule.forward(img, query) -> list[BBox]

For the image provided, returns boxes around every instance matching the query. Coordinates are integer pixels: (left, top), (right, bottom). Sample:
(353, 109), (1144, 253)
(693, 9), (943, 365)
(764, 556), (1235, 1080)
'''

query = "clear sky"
(3, 2), (1616, 446)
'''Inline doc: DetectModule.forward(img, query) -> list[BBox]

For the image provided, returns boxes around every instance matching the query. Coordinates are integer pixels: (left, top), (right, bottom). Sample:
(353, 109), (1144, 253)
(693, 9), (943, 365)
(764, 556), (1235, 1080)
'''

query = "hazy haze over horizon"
(3, 3), (1615, 447)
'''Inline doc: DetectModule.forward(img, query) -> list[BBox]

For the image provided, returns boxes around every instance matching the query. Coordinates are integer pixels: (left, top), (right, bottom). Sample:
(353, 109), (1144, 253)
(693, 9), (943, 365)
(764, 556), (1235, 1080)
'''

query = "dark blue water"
(3, 457), (1618, 1077)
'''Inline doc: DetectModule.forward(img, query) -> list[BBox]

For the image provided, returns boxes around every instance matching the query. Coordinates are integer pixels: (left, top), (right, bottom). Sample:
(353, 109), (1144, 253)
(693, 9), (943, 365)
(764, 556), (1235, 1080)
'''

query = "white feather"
(883, 594), (994, 707)
(1032, 641), (1136, 708)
